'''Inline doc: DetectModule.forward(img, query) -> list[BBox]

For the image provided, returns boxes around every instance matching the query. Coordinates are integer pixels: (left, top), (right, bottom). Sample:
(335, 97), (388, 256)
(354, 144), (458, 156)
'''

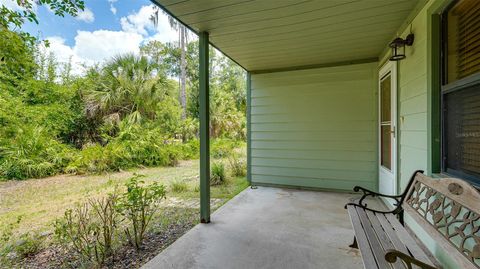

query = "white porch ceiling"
(152, 0), (422, 72)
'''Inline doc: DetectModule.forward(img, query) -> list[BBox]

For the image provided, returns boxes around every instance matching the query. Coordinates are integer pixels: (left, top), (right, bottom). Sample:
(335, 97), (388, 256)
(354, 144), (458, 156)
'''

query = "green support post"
(246, 72), (252, 184)
(199, 31), (210, 223)
(427, 13), (441, 175)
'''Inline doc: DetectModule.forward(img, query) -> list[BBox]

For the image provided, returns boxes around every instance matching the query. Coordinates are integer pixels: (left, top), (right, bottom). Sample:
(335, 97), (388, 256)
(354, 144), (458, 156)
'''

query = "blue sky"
(1, 0), (182, 74)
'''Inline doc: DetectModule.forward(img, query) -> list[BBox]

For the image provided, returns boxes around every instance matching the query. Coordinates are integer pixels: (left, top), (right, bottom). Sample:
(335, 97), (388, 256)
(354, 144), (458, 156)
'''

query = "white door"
(378, 62), (397, 198)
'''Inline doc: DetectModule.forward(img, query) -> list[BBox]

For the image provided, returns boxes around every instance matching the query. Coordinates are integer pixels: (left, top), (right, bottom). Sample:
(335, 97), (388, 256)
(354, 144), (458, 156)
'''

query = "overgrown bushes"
(0, 28), (247, 181)
(0, 127), (77, 180)
(0, 135), (241, 180)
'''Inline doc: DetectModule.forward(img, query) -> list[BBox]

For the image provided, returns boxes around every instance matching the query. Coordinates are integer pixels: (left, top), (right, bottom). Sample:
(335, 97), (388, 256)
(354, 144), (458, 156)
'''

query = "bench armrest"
(344, 170), (425, 220)
(385, 249), (438, 269)
(353, 185), (403, 205)
(343, 186), (403, 214)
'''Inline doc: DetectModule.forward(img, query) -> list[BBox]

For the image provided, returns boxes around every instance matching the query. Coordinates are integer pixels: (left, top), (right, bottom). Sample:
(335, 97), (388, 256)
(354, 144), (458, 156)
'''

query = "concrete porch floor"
(143, 186), (381, 269)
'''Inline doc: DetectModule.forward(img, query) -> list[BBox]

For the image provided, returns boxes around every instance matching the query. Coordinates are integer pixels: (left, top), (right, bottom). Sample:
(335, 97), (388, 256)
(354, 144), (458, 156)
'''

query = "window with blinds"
(446, 0), (480, 83)
(442, 0), (480, 184)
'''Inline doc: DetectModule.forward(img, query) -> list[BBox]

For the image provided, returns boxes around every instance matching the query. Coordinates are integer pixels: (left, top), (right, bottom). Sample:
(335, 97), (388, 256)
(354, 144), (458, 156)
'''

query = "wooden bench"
(345, 170), (480, 269)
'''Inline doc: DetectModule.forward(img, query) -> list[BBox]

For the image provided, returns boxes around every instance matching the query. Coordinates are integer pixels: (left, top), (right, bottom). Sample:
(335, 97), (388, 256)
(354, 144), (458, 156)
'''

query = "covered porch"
(147, 0), (477, 268)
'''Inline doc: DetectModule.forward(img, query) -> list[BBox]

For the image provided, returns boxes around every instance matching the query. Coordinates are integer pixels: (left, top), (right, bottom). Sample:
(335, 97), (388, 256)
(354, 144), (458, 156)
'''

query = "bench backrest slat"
(404, 173), (480, 269)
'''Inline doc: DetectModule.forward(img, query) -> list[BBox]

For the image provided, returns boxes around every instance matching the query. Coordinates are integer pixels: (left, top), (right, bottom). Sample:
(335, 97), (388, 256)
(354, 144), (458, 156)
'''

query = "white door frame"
(378, 61), (398, 199)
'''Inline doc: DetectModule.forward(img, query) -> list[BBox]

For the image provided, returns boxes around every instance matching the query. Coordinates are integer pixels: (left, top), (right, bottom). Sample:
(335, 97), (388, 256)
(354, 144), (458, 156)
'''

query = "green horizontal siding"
(396, 3), (429, 192)
(250, 63), (378, 191)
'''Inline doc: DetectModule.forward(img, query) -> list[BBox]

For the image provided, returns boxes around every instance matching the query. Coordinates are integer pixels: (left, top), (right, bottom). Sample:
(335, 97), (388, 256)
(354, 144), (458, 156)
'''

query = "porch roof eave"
(151, 0), (428, 73)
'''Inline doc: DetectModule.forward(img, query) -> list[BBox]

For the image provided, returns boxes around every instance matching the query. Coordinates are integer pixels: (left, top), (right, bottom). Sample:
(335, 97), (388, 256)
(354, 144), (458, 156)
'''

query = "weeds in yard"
(0, 216), (24, 258)
(211, 162), (227, 186)
(228, 154), (246, 177)
(170, 180), (188, 193)
(13, 232), (43, 258)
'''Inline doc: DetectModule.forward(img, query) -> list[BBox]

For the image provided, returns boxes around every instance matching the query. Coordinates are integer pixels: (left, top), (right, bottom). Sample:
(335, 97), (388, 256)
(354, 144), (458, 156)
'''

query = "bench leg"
(349, 236), (358, 249)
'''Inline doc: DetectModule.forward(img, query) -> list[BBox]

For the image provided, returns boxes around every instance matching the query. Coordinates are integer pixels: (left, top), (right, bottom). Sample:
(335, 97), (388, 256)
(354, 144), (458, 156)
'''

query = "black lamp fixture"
(389, 33), (415, 61)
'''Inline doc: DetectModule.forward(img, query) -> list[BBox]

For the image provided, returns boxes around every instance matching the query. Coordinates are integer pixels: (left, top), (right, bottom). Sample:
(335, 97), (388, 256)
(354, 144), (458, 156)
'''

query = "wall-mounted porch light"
(389, 33), (415, 61)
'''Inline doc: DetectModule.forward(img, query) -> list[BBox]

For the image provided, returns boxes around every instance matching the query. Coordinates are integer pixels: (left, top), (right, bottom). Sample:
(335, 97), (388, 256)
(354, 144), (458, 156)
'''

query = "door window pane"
(381, 125), (392, 170)
(381, 75), (391, 123)
(380, 73), (392, 170)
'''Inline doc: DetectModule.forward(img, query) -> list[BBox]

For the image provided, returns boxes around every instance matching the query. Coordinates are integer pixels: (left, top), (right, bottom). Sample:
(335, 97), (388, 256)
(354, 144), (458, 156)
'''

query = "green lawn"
(0, 159), (248, 241)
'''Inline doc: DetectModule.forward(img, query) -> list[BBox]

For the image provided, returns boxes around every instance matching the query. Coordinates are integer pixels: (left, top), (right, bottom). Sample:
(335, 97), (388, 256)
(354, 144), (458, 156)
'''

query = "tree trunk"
(179, 26), (187, 119)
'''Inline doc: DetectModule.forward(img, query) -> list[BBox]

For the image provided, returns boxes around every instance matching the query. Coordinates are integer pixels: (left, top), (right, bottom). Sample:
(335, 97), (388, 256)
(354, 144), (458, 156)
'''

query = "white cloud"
(74, 30), (143, 63)
(76, 7), (94, 23)
(42, 4), (181, 76)
(120, 4), (178, 42)
(108, 0), (118, 15)
(120, 5), (156, 36)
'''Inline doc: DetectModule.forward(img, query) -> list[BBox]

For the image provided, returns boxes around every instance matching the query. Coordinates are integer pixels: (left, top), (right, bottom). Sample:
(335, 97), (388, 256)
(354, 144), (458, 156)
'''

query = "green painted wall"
(250, 63), (378, 191)
(380, 0), (458, 267)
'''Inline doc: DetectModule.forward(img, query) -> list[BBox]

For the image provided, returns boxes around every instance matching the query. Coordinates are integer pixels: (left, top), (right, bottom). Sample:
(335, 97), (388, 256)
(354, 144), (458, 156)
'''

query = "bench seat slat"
(347, 205), (379, 268)
(385, 213), (435, 267)
(347, 205), (435, 269)
(354, 206), (393, 269)
(376, 213), (424, 269)
(376, 213), (409, 254)
(365, 210), (405, 269)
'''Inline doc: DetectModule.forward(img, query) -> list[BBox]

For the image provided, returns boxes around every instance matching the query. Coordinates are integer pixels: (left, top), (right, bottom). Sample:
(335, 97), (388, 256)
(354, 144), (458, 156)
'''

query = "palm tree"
(84, 53), (170, 125)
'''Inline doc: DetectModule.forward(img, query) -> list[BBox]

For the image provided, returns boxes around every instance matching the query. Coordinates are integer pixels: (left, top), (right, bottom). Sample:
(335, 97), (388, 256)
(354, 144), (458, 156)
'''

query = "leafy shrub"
(211, 139), (237, 159)
(179, 139), (199, 159)
(65, 143), (129, 174)
(54, 194), (119, 266)
(210, 162), (227, 186)
(228, 154), (246, 177)
(178, 118), (199, 142)
(170, 180), (188, 193)
(116, 175), (166, 250)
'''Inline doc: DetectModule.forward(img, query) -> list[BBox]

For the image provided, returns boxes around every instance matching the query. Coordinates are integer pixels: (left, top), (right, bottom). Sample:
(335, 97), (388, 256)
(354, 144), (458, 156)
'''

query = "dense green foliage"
(0, 28), (246, 180)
